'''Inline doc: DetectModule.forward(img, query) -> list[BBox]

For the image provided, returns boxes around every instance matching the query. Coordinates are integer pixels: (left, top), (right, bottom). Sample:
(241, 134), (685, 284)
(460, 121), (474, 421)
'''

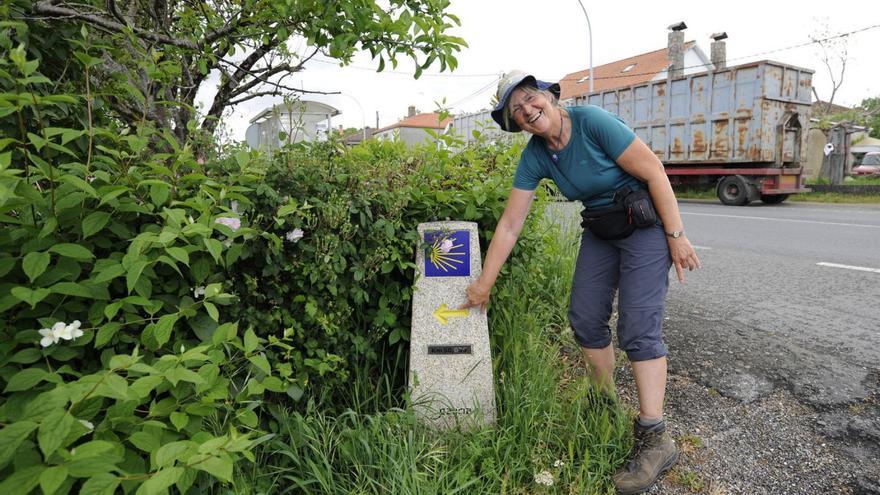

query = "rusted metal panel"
(577, 60), (813, 166)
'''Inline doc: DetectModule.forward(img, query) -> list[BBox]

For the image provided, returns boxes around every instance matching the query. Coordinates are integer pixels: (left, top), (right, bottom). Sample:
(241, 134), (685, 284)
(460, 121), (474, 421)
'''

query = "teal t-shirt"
(513, 105), (640, 208)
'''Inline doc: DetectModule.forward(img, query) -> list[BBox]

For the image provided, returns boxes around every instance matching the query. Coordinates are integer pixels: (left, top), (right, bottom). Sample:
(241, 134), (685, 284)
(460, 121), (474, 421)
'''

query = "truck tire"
(760, 194), (789, 204)
(717, 176), (751, 206)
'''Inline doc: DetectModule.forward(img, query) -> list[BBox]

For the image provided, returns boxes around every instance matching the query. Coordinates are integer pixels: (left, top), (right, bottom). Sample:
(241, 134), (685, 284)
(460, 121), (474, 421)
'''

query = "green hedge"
(0, 29), (547, 493)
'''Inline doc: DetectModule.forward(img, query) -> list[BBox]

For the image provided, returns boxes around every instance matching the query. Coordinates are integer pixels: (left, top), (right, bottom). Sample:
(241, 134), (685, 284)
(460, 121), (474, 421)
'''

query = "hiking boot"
(612, 420), (678, 494)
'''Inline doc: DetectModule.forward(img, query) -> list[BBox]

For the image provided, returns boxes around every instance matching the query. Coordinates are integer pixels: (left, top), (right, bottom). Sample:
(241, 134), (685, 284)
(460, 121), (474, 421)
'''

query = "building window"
(621, 63), (636, 73)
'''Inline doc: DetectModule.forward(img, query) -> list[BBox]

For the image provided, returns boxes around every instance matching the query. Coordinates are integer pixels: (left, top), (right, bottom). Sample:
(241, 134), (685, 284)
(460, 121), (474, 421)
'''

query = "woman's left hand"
(668, 236), (701, 282)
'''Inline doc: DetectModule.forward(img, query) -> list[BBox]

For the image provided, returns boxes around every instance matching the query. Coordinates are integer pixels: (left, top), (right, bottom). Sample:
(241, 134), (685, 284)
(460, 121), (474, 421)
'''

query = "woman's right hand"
(461, 277), (492, 313)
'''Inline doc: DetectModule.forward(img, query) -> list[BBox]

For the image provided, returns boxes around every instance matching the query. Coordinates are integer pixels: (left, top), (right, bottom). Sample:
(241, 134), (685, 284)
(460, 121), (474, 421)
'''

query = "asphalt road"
(665, 200), (880, 408)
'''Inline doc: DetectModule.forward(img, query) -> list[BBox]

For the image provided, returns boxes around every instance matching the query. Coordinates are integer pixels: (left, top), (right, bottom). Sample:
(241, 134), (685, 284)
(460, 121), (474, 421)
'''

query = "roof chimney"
(710, 32), (728, 70)
(667, 21), (687, 79)
(407, 105), (417, 117)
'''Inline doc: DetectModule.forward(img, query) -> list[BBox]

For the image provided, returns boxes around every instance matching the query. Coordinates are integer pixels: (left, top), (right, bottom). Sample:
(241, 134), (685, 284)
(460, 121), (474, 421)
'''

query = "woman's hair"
(503, 84), (561, 131)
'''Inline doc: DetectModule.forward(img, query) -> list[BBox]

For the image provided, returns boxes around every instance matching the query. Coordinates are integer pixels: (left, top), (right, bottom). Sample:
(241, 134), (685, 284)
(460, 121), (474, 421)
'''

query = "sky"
(199, 0), (880, 141)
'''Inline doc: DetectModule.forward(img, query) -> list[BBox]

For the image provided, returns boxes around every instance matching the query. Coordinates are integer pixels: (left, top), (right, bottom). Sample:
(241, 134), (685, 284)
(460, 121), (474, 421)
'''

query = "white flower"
(222, 238), (233, 248)
(553, 459), (565, 468)
(215, 216), (241, 231)
(286, 228), (304, 243)
(230, 200), (240, 213)
(180, 344), (186, 353)
(57, 320), (83, 341)
(38, 321), (66, 347)
(439, 238), (454, 253)
(192, 286), (206, 298)
(79, 419), (94, 431)
(534, 470), (554, 487)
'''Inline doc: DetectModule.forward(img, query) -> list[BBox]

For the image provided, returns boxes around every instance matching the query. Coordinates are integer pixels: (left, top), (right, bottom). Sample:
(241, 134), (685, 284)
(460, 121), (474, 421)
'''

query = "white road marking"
(681, 212), (880, 229)
(817, 262), (880, 274)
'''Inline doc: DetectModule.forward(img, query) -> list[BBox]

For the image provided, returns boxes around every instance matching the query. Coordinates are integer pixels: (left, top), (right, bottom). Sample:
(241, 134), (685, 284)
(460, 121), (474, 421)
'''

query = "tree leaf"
(79, 473), (120, 495)
(39, 465), (68, 495)
(4, 368), (49, 392)
(154, 313), (179, 347)
(203, 301), (219, 322)
(170, 411), (188, 431)
(38, 409), (76, 457)
(155, 441), (194, 469)
(129, 431), (161, 453)
(243, 326), (259, 354)
(191, 454), (233, 482)
(82, 211), (111, 238)
(22, 251), (50, 282)
(165, 247), (189, 266)
(248, 353), (271, 375)
(126, 260), (148, 293)
(0, 421), (38, 469)
(10, 286), (51, 308)
(95, 322), (122, 348)
(135, 467), (184, 495)
(203, 238), (223, 264)
(0, 465), (43, 495)
(49, 243), (94, 260)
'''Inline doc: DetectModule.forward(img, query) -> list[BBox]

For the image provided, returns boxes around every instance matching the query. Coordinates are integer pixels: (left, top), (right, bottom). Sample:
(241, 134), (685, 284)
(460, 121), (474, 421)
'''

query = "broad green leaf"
(0, 465), (43, 495)
(82, 211), (111, 238)
(22, 251), (50, 282)
(136, 467), (184, 495)
(67, 440), (123, 477)
(203, 301), (219, 322)
(39, 465), (68, 495)
(170, 411), (188, 431)
(4, 368), (49, 392)
(94, 263), (125, 284)
(79, 473), (120, 495)
(126, 260), (148, 293)
(211, 322), (237, 345)
(129, 375), (164, 399)
(243, 327), (259, 353)
(9, 348), (42, 364)
(0, 256), (15, 277)
(129, 431), (161, 453)
(236, 408), (258, 428)
(191, 454), (233, 482)
(22, 388), (70, 421)
(165, 247), (189, 266)
(155, 441), (193, 468)
(164, 367), (203, 386)
(248, 353), (271, 375)
(234, 150), (250, 167)
(95, 373), (128, 400)
(49, 243), (94, 260)
(203, 238), (223, 264)
(154, 313), (179, 347)
(10, 286), (51, 308)
(38, 409), (76, 457)
(0, 421), (38, 469)
(58, 174), (97, 197)
(95, 322), (122, 348)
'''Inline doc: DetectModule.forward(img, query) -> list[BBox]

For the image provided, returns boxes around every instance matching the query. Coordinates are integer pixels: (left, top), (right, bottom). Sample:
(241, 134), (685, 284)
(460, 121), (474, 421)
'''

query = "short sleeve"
(580, 106), (636, 160)
(512, 142), (545, 191)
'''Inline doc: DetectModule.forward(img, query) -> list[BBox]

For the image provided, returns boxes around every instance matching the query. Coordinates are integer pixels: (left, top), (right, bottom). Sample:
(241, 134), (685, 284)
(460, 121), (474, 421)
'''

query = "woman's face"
(507, 87), (556, 135)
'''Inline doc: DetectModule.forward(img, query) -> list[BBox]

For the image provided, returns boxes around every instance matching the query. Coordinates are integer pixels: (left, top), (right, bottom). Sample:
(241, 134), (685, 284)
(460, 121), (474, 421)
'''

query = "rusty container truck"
(574, 60), (814, 205)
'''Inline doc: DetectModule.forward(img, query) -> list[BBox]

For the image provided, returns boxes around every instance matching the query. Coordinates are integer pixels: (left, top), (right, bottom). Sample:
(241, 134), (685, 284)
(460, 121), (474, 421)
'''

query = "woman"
(462, 71), (701, 494)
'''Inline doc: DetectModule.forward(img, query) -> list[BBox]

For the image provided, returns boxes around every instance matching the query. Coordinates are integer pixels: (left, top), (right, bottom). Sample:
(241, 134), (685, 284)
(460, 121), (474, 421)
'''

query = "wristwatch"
(665, 230), (685, 239)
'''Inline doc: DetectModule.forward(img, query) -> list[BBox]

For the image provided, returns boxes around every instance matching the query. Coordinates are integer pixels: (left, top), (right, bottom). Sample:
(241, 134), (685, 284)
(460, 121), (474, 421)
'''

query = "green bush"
(0, 24), (546, 493)
(0, 35), (275, 494)
(225, 137), (542, 408)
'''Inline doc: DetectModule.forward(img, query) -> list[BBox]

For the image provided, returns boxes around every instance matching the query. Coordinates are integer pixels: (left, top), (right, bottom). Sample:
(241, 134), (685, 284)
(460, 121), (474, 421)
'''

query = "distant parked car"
(852, 152), (880, 177)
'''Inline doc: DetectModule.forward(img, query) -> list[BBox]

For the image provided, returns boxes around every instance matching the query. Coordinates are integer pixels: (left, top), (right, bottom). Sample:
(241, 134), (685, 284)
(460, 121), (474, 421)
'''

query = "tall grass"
(239, 207), (631, 494)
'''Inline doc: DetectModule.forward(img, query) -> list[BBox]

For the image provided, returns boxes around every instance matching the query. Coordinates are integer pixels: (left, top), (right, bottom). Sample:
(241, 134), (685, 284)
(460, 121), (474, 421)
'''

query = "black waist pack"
(580, 187), (658, 240)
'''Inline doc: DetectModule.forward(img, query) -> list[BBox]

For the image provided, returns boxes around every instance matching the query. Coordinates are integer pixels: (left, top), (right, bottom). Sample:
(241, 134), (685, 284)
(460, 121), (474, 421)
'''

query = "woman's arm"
(614, 137), (701, 282)
(461, 187), (535, 312)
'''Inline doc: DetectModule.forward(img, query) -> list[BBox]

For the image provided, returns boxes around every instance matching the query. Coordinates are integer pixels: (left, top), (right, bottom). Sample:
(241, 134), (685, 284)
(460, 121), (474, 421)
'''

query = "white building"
(245, 101), (340, 151)
(373, 106), (452, 148)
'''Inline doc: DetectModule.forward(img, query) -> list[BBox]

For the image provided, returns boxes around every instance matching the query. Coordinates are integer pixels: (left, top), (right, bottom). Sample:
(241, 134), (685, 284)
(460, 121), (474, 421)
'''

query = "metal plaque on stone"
(409, 221), (496, 428)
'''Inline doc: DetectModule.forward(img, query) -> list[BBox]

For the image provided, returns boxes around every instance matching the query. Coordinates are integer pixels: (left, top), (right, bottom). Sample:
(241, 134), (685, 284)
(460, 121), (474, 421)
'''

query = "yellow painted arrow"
(433, 304), (469, 325)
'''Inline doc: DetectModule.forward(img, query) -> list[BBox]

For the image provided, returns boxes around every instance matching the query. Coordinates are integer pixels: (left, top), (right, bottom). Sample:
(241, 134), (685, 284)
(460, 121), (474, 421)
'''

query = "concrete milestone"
(409, 221), (496, 428)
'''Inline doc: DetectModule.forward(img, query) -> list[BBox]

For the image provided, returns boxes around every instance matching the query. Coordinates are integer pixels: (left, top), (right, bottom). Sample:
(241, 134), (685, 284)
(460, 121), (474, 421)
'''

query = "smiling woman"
(465, 69), (702, 494)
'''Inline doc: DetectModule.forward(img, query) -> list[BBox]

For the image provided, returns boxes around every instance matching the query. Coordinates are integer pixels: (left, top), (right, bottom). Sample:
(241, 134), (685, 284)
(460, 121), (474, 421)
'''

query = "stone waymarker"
(409, 221), (496, 428)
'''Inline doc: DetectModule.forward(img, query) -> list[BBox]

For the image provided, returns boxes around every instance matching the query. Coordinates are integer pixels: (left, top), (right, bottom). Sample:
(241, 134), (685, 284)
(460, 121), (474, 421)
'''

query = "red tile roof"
(376, 112), (453, 133)
(559, 41), (697, 99)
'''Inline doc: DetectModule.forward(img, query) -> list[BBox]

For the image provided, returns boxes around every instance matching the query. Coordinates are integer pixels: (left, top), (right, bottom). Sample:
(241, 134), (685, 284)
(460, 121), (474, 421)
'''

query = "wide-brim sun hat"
(491, 70), (561, 133)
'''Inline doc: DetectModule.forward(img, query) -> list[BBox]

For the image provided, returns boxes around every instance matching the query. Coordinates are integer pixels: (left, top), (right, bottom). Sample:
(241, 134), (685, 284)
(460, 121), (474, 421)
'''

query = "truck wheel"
(760, 194), (789, 204)
(717, 176), (750, 206)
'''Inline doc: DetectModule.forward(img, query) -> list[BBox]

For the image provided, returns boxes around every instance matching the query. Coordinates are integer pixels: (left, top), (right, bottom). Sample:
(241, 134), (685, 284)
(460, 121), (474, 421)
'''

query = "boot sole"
(615, 450), (679, 495)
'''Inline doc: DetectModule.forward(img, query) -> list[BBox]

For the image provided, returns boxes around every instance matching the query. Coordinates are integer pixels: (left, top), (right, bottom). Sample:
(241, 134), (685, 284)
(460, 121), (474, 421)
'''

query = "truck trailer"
(574, 60), (814, 205)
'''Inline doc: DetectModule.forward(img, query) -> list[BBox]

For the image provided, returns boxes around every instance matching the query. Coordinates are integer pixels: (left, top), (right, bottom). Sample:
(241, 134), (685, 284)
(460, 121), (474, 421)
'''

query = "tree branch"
(33, 1), (199, 50)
